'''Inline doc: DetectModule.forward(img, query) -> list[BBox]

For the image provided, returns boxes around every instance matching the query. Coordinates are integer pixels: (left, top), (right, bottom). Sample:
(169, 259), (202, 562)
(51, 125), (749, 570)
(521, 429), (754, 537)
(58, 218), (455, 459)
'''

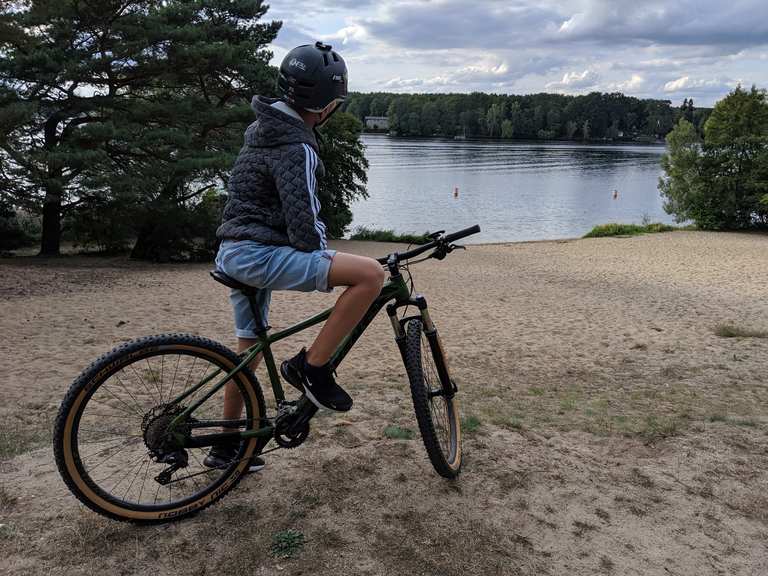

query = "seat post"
(245, 290), (269, 336)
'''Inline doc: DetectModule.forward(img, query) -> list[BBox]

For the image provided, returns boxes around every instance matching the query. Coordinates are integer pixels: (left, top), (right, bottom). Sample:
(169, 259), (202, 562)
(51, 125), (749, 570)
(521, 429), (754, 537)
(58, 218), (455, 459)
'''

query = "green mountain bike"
(53, 225), (480, 523)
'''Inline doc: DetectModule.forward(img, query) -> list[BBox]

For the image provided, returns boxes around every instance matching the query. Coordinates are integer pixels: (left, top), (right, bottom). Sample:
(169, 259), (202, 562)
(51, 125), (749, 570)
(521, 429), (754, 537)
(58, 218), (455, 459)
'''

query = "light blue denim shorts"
(215, 240), (336, 338)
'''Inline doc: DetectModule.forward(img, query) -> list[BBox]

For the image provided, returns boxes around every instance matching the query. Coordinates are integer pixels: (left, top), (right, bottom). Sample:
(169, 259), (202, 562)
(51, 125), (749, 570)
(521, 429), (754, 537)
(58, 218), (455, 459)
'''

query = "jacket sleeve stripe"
(302, 143), (327, 250)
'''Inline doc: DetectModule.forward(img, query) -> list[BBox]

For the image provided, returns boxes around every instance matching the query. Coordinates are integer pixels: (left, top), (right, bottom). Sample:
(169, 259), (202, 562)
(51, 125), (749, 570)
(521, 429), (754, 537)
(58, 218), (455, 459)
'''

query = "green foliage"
(129, 189), (225, 262)
(659, 86), (768, 230)
(461, 415), (482, 434)
(583, 223), (676, 238)
(349, 227), (431, 244)
(317, 112), (369, 238)
(714, 324), (768, 338)
(270, 529), (305, 559)
(345, 91), (701, 141)
(67, 196), (135, 254)
(383, 425), (415, 440)
(0, 0), (280, 255)
(0, 205), (37, 250)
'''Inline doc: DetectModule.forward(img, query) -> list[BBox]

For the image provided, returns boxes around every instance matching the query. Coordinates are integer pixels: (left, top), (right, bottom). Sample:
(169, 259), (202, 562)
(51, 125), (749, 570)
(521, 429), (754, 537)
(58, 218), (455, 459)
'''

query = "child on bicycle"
(205, 43), (385, 471)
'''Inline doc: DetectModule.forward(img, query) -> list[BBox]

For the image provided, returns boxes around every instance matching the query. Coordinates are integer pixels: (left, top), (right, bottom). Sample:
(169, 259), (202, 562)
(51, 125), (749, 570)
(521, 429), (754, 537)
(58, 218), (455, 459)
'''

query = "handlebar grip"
(443, 224), (481, 244)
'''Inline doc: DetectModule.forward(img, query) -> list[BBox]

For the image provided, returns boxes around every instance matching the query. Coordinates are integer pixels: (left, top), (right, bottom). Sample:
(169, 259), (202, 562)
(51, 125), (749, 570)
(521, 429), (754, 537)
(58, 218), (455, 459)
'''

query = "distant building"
(364, 116), (389, 130)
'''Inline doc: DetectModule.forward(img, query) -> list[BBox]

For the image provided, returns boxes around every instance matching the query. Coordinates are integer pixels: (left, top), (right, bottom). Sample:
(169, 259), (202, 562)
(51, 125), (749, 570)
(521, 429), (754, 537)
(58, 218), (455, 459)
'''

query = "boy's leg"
(305, 253), (386, 365)
(222, 339), (262, 424)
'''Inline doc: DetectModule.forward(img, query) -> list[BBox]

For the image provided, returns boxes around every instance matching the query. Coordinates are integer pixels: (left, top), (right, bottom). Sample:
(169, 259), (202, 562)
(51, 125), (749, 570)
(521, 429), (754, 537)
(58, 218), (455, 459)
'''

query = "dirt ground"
(1, 231), (767, 576)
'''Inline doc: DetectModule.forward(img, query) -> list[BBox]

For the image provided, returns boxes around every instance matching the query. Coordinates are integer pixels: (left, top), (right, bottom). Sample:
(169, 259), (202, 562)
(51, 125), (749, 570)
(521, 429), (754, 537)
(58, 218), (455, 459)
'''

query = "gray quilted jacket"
(216, 96), (328, 252)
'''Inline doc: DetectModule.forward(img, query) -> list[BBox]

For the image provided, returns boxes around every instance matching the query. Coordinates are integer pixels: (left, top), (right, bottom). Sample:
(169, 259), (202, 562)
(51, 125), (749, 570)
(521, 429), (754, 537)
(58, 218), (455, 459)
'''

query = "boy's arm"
(274, 143), (328, 252)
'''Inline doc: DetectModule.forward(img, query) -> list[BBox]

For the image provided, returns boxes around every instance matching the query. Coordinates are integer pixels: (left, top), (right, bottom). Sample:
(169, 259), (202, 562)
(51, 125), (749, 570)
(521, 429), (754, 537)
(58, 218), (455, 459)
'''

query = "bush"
(583, 223), (676, 238)
(0, 204), (38, 250)
(349, 226), (431, 244)
(659, 86), (768, 229)
(129, 189), (225, 262)
(67, 196), (134, 254)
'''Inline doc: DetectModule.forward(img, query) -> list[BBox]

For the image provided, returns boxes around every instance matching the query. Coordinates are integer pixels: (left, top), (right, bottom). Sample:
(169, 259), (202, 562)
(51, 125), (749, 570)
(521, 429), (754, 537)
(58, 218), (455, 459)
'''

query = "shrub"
(583, 223), (675, 238)
(350, 226), (431, 244)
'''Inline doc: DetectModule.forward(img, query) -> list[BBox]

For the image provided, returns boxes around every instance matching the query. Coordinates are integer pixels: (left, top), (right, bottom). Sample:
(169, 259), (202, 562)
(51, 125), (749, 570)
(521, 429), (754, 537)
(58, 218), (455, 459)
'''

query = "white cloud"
(607, 74), (646, 92)
(320, 24), (368, 47)
(546, 69), (599, 90)
(382, 61), (514, 92)
(663, 76), (738, 93)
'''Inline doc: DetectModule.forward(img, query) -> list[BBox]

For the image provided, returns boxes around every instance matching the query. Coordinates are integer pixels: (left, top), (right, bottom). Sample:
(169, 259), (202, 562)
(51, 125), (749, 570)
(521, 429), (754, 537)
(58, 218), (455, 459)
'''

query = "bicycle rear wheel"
(403, 319), (462, 478)
(53, 333), (266, 523)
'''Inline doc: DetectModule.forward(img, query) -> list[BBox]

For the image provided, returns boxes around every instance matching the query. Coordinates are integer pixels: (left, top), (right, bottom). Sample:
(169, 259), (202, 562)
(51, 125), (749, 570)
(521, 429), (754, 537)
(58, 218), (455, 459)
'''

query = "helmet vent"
(332, 52), (339, 62)
(322, 53), (329, 66)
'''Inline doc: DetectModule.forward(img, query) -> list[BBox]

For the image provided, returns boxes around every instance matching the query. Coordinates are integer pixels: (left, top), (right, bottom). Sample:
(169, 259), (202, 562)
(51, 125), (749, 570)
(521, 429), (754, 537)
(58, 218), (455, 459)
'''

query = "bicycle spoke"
(145, 358), (163, 401)
(113, 372), (147, 414)
(166, 354), (182, 405)
(111, 455), (148, 497)
(129, 361), (161, 405)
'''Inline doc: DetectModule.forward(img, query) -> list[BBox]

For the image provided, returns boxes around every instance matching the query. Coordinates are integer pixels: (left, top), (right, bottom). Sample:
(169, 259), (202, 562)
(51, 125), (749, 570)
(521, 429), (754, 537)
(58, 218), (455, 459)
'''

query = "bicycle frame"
(167, 270), (418, 444)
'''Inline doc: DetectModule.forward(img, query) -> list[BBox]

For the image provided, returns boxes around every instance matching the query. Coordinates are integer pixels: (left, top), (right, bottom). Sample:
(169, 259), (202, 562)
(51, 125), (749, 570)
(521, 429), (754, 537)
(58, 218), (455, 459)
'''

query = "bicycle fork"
(387, 295), (455, 398)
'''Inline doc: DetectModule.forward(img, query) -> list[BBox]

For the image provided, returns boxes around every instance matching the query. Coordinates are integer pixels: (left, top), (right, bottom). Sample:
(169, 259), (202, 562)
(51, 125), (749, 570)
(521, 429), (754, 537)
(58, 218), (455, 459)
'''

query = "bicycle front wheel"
(403, 319), (462, 478)
(53, 333), (266, 523)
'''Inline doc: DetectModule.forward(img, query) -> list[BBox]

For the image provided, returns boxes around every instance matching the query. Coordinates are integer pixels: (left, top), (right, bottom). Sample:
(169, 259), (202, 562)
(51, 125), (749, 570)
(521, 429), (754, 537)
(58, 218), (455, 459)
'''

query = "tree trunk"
(39, 188), (61, 256)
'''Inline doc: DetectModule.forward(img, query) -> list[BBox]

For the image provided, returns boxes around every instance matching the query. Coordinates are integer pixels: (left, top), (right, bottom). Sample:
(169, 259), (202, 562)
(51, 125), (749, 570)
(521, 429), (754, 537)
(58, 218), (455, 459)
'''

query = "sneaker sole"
(302, 385), (352, 412)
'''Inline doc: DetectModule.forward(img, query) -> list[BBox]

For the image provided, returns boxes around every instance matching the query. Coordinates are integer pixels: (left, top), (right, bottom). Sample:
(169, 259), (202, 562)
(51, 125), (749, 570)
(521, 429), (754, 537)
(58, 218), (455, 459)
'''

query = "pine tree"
(0, 0), (280, 255)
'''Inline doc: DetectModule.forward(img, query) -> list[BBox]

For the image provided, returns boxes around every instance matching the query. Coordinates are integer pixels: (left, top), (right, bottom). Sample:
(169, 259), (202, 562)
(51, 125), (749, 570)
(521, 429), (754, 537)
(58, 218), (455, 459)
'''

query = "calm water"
(349, 135), (671, 243)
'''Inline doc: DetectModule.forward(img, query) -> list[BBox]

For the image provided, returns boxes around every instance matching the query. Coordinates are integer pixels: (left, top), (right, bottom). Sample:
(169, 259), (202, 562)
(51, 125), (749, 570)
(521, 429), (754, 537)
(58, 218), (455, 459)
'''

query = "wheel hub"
(141, 404), (190, 458)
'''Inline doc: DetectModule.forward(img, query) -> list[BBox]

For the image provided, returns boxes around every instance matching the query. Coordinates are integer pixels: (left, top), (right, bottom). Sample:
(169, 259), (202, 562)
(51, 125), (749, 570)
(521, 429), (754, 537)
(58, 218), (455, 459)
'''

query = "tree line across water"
(344, 91), (710, 141)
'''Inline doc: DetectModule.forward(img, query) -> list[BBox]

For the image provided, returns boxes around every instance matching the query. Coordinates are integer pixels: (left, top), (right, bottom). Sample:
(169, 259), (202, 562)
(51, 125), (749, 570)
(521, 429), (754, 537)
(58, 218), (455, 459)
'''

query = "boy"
(204, 43), (385, 471)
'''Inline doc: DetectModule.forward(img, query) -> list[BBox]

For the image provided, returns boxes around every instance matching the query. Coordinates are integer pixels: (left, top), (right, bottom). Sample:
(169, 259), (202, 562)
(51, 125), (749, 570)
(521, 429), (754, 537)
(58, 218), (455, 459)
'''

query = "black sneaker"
(203, 444), (265, 473)
(280, 348), (353, 412)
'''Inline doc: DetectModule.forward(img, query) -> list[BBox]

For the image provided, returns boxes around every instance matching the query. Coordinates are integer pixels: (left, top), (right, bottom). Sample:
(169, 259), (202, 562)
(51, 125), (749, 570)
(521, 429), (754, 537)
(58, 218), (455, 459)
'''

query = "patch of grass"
(0, 486), (18, 510)
(583, 222), (677, 238)
(0, 418), (51, 460)
(0, 523), (17, 540)
(559, 396), (577, 413)
(461, 415), (482, 434)
(384, 425), (415, 440)
(708, 413), (758, 427)
(714, 323), (768, 339)
(638, 414), (680, 442)
(490, 414), (524, 430)
(270, 529), (305, 559)
(349, 226), (431, 245)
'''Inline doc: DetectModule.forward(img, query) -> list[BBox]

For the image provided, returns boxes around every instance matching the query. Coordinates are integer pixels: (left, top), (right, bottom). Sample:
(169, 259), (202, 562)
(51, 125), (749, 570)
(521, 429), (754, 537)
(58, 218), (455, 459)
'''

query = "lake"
(349, 135), (672, 243)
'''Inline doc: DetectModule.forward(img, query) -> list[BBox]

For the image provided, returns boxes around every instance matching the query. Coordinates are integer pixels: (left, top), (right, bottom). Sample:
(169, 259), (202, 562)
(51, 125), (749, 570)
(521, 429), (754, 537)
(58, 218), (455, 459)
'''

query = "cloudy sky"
(265, 0), (768, 106)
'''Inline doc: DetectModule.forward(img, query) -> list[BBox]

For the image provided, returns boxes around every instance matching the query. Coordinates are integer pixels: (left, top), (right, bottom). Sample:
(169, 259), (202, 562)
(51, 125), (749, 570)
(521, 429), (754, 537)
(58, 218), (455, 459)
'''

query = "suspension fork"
(387, 295), (454, 395)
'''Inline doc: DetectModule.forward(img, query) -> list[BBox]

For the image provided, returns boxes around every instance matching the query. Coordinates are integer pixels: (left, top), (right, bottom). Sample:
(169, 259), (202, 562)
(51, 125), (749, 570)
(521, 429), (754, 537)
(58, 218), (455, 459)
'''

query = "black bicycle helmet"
(277, 42), (348, 113)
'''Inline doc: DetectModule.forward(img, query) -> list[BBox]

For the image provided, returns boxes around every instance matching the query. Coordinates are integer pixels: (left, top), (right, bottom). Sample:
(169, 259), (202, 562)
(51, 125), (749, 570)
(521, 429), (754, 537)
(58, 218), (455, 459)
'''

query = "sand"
(0, 231), (766, 575)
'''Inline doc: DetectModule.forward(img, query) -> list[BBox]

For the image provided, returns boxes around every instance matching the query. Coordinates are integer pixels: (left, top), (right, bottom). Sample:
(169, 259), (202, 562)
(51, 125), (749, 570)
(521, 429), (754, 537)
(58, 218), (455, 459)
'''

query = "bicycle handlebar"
(375, 224), (481, 265)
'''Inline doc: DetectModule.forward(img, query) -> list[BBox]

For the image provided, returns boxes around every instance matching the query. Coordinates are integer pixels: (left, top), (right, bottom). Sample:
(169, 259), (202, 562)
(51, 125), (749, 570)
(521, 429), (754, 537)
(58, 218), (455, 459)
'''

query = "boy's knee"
(363, 259), (386, 289)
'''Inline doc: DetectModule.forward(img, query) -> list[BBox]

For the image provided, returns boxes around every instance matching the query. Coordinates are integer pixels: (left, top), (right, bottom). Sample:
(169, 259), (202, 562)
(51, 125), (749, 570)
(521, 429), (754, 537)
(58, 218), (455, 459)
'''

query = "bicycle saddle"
(209, 269), (257, 293)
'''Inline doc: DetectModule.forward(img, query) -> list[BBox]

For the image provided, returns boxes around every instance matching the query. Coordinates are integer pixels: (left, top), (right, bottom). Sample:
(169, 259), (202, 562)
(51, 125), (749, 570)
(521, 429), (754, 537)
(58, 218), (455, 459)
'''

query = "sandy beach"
(1, 230), (767, 575)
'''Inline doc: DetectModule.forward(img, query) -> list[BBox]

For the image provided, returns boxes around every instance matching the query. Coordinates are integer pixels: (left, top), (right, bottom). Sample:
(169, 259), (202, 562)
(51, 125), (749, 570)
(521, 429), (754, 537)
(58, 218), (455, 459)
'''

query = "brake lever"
(449, 243), (467, 251)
